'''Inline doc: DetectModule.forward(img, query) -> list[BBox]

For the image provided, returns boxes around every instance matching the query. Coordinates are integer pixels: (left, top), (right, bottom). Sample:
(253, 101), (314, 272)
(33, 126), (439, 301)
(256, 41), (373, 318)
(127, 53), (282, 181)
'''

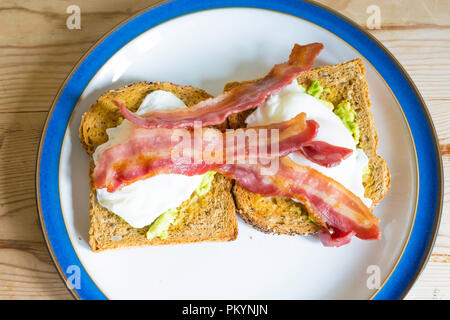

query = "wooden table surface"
(0, 0), (448, 300)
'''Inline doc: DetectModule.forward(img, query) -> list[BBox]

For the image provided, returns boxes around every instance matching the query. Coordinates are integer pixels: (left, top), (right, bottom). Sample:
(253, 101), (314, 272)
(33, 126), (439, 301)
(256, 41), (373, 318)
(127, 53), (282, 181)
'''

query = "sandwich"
(226, 58), (390, 246)
(79, 82), (238, 251)
(81, 42), (389, 251)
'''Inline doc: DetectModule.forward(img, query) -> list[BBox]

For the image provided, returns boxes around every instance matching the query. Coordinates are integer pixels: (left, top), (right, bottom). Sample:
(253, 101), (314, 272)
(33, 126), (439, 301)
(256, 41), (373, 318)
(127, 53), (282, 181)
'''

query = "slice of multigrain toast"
(79, 82), (238, 252)
(226, 59), (390, 236)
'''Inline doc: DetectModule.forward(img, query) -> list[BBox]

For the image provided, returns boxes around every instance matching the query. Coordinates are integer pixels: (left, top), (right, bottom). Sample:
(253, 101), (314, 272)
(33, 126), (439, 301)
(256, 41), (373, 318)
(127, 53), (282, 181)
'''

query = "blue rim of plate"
(36, 0), (443, 300)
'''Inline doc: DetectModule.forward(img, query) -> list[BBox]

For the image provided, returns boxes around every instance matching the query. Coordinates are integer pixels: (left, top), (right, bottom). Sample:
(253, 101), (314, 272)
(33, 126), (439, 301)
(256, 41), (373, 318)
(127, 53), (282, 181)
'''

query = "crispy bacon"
(276, 157), (379, 241)
(93, 133), (379, 246)
(93, 113), (318, 192)
(300, 141), (353, 168)
(218, 157), (380, 245)
(117, 43), (324, 129)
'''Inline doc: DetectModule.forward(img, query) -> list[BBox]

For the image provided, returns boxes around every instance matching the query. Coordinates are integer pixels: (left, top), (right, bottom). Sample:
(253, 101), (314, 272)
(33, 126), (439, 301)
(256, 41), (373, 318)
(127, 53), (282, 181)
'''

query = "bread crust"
(79, 81), (237, 252)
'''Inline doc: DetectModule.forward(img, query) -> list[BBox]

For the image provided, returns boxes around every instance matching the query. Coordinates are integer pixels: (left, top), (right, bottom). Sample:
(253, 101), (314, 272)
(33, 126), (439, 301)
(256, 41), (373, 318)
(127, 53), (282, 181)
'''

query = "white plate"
(57, 7), (417, 299)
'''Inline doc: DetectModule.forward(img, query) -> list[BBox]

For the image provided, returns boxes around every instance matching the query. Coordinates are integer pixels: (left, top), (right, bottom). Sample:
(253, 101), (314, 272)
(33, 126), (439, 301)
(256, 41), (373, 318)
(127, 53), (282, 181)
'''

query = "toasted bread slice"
(79, 81), (237, 252)
(226, 59), (390, 236)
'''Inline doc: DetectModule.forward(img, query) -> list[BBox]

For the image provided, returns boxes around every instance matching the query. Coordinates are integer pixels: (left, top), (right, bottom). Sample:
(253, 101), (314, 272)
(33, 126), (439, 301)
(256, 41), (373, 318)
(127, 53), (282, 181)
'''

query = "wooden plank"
(0, 240), (72, 299)
(0, 111), (72, 298)
(316, 0), (449, 28)
(0, 0), (448, 299)
(406, 262), (450, 300)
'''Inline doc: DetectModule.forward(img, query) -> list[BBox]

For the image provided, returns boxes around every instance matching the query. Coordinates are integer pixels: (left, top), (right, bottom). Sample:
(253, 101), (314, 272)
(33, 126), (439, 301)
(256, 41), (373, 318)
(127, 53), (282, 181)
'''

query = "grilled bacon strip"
(218, 157), (380, 245)
(93, 113), (318, 192)
(94, 142), (379, 245)
(222, 157), (380, 240)
(117, 43), (324, 129)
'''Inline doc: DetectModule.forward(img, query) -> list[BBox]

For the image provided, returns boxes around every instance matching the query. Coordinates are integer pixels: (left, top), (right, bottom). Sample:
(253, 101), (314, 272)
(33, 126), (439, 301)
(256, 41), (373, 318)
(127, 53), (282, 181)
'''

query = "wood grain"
(0, 0), (448, 299)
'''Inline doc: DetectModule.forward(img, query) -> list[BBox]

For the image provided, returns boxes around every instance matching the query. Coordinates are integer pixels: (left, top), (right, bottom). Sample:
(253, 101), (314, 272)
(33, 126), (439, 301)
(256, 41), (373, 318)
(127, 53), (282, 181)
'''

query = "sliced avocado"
(306, 80), (324, 98)
(304, 81), (333, 110)
(146, 208), (178, 240)
(195, 171), (216, 196)
(333, 101), (360, 142)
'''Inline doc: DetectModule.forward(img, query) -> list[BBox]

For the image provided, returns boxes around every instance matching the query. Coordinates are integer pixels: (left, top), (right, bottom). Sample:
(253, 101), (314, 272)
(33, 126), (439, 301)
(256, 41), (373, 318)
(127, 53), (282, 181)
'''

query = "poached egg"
(93, 90), (205, 228)
(245, 80), (372, 207)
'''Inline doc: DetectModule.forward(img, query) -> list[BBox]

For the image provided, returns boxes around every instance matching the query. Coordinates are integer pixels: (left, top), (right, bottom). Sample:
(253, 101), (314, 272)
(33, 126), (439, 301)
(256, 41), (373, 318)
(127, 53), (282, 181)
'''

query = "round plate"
(36, 0), (443, 300)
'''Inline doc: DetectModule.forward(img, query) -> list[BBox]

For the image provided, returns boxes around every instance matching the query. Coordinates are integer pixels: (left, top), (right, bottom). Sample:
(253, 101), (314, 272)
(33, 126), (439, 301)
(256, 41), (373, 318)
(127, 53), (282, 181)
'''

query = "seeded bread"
(226, 59), (390, 236)
(79, 81), (237, 252)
